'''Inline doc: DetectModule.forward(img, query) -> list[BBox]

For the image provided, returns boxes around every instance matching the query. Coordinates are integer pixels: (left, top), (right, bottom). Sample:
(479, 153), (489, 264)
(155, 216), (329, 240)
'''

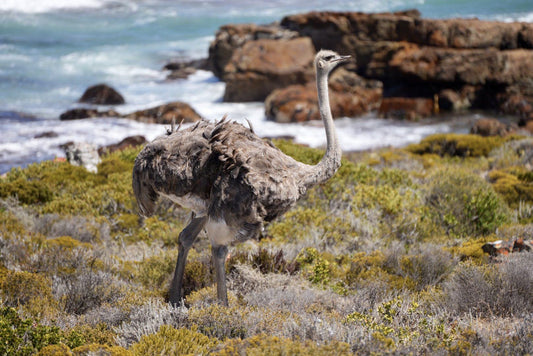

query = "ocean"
(1, 0), (532, 173)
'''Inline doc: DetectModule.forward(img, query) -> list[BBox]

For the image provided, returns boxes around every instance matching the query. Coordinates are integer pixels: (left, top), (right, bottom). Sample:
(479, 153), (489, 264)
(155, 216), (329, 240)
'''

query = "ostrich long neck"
(302, 68), (342, 187)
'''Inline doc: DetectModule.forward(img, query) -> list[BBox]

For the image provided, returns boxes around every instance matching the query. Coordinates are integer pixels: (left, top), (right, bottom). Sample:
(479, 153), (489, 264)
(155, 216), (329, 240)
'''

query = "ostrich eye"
(324, 55), (335, 61)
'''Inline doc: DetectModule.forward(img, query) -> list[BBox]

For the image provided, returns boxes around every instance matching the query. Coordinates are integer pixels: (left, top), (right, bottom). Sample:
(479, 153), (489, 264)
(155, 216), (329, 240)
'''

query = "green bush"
(407, 133), (510, 158)
(426, 168), (511, 237)
(213, 334), (352, 355)
(0, 178), (53, 204)
(0, 270), (54, 307)
(0, 307), (64, 355)
(130, 325), (217, 356)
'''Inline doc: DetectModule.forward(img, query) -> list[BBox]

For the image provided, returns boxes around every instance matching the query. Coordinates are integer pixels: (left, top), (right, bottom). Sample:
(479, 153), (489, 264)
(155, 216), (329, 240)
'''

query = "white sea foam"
(0, 0), (106, 13)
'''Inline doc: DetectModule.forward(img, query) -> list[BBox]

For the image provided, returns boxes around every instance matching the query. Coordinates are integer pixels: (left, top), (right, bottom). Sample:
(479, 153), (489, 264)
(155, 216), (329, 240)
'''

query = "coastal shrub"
(296, 247), (333, 285)
(345, 295), (456, 353)
(344, 251), (413, 291)
(0, 307), (64, 355)
(443, 252), (533, 317)
(489, 137), (533, 169)
(272, 139), (322, 165)
(227, 248), (299, 275)
(407, 133), (508, 157)
(183, 259), (212, 297)
(65, 323), (118, 349)
(213, 334), (352, 356)
(447, 238), (489, 263)
(488, 168), (533, 209)
(130, 325), (217, 356)
(114, 299), (188, 348)
(52, 259), (125, 315)
(397, 244), (456, 290)
(0, 177), (53, 205)
(33, 214), (110, 243)
(36, 343), (72, 356)
(425, 167), (511, 237)
(135, 251), (175, 296)
(71, 343), (131, 356)
(188, 303), (249, 339)
(0, 270), (53, 307)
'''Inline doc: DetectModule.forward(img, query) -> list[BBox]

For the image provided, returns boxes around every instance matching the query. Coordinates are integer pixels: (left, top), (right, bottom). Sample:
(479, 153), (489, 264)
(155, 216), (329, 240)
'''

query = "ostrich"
(132, 50), (350, 306)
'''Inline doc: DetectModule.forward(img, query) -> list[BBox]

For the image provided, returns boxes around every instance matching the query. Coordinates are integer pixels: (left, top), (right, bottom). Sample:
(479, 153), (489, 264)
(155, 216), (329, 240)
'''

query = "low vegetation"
(1, 133), (532, 354)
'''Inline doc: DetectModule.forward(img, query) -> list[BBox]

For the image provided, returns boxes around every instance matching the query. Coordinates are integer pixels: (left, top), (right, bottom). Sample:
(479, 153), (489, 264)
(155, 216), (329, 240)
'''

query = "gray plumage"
(132, 50), (350, 306)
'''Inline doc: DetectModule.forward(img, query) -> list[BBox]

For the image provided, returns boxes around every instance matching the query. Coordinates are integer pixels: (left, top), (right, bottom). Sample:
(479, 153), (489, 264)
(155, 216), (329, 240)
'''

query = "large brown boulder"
(470, 118), (517, 137)
(281, 11), (533, 50)
(378, 97), (435, 120)
(79, 84), (125, 105)
(208, 23), (299, 79)
(124, 102), (202, 124)
(223, 37), (315, 102)
(281, 10), (421, 52)
(388, 47), (533, 86)
(265, 68), (382, 123)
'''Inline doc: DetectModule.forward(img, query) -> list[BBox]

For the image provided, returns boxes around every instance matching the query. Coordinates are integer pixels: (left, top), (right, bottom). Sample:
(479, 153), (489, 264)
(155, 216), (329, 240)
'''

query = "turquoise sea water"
(1, 0), (532, 172)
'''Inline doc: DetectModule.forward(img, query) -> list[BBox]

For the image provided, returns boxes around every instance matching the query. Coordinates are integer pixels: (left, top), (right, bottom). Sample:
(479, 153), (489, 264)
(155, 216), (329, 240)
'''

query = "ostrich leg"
(212, 244), (229, 306)
(169, 216), (207, 306)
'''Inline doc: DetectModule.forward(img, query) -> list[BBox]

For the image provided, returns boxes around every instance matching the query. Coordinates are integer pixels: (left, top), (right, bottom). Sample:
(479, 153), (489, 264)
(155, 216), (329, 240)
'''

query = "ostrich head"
(314, 49), (351, 75)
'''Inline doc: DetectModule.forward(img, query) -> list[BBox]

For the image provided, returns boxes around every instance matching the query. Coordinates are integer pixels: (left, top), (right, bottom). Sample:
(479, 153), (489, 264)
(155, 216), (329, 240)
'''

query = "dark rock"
(124, 102), (202, 124)
(34, 131), (58, 139)
(79, 84), (125, 105)
(98, 135), (146, 156)
(470, 118), (517, 137)
(164, 58), (210, 80)
(378, 97), (435, 120)
(223, 37), (315, 102)
(438, 89), (471, 111)
(59, 108), (120, 121)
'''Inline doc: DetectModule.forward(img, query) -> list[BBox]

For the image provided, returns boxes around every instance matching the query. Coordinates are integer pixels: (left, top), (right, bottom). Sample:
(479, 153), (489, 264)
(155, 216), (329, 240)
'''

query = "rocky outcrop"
(223, 38), (315, 102)
(79, 84), (125, 105)
(207, 11), (533, 123)
(124, 102), (202, 124)
(281, 11), (533, 52)
(265, 68), (382, 122)
(388, 47), (533, 86)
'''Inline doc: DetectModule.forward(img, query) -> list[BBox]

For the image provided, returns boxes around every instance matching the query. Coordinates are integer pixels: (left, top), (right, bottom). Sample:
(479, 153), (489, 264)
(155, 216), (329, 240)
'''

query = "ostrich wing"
(209, 121), (310, 232)
(132, 120), (218, 216)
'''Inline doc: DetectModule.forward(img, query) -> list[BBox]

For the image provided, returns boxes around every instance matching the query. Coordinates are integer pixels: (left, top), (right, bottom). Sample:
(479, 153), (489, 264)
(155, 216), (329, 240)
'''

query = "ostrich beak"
(333, 55), (351, 63)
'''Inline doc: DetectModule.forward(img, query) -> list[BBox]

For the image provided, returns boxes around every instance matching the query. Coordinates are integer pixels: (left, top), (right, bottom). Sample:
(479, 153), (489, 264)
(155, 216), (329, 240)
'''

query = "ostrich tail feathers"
(132, 165), (158, 217)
